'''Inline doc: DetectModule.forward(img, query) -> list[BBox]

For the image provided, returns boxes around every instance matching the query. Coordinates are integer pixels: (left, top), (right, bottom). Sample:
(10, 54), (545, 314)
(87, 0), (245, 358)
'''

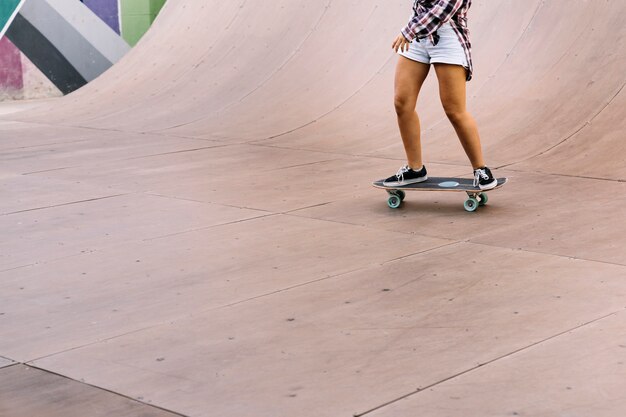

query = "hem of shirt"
(401, 27), (415, 42)
(449, 23), (473, 82)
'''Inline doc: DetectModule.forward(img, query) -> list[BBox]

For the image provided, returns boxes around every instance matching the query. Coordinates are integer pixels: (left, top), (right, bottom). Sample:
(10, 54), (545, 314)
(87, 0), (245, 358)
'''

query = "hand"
(392, 34), (411, 53)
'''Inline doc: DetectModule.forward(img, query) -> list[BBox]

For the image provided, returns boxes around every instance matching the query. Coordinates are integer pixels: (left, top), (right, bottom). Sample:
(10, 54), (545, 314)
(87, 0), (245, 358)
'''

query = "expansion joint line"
(23, 363), (189, 417)
(354, 308), (624, 416)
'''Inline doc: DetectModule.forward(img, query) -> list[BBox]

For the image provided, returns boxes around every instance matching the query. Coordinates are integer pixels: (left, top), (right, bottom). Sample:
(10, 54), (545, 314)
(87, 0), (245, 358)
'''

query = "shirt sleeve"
(401, 0), (464, 41)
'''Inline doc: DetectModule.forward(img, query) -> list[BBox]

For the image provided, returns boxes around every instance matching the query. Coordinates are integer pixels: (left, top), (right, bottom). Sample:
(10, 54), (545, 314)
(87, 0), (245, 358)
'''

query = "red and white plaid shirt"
(401, 0), (474, 81)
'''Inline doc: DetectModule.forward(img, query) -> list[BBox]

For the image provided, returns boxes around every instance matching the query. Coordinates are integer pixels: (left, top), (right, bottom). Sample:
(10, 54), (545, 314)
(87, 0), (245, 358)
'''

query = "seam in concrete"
(0, 356), (16, 368)
(0, 118), (225, 147)
(149, 131), (228, 142)
(0, 263), (38, 273)
(198, 0), (335, 120)
(140, 192), (217, 205)
(0, 118), (116, 131)
(282, 210), (396, 230)
(221, 241), (462, 310)
(18, 363), (189, 417)
(1, 139), (90, 152)
(1, 193), (130, 216)
(142, 191), (276, 214)
(283, 201), (334, 212)
(221, 266), (373, 310)
(468, 240), (626, 268)
(23, 241), (460, 366)
(354, 308), (625, 416)
(259, 56), (394, 142)
(248, 142), (396, 160)
(285, 211), (464, 241)
(287, 210), (625, 268)
(0, 249), (97, 274)
(180, 245), (456, 345)
(265, 158), (345, 172)
(141, 213), (279, 242)
(120, 145), (229, 161)
(501, 165), (626, 184)
(501, 80), (626, 170)
(141, 191), (271, 211)
(22, 166), (77, 175)
(380, 241), (462, 265)
(22, 267), (373, 365)
(248, 143), (474, 171)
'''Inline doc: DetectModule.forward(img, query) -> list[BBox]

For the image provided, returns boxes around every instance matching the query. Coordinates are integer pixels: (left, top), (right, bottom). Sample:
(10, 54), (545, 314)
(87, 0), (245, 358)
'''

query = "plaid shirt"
(401, 0), (474, 81)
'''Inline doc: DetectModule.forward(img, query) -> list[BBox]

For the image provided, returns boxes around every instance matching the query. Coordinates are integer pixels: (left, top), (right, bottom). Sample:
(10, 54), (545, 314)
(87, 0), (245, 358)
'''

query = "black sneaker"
(383, 165), (428, 186)
(474, 166), (497, 190)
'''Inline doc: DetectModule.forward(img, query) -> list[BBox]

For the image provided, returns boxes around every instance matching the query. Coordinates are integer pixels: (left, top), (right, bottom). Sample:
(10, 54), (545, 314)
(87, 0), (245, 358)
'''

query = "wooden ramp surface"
(0, 365), (181, 417)
(0, 0), (625, 416)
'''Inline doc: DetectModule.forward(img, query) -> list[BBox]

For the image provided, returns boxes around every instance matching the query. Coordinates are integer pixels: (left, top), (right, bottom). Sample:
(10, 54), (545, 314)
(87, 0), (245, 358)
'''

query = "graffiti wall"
(0, 0), (166, 101)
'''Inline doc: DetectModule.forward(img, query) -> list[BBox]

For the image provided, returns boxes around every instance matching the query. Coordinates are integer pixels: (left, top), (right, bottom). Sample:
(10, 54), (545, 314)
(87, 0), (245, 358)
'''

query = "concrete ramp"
(16, 0), (626, 179)
(1, 1), (625, 416)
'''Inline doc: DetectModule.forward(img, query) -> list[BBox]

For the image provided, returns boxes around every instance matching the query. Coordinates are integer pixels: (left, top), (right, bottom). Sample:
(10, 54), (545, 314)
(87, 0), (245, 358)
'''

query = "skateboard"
(372, 177), (508, 212)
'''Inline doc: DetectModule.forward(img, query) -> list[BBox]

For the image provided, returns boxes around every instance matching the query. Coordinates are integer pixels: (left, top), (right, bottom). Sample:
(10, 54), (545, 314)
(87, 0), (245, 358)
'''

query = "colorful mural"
(81, 0), (120, 34)
(0, 0), (166, 100)
(0, 0), (24, 38)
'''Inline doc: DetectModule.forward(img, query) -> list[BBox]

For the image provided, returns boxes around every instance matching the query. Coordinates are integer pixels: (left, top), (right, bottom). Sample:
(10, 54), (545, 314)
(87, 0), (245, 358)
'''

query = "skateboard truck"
(463, 191), (488, 212)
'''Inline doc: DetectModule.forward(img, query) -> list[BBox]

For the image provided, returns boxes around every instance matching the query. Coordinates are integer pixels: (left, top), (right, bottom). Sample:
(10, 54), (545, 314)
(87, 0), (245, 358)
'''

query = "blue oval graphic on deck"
(438, 181), (460, 188)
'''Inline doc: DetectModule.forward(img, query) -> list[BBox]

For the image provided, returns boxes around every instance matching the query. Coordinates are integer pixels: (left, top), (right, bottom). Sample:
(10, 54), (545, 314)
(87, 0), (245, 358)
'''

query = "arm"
(401, 0), (464, 41)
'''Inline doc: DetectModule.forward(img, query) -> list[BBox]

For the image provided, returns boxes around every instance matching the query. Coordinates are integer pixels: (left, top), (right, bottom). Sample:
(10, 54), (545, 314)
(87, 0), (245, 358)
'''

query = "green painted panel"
(0, 0), (23, 36)
(120, 0), (166, 46)
(120, 0), (151, 15)
(148, 0), (167, 17)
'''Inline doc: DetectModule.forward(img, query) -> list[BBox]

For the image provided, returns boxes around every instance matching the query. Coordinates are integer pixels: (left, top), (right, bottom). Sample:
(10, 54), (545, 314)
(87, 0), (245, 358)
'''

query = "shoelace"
(395, 165), (411, 183)
(473, 168), (490, 187)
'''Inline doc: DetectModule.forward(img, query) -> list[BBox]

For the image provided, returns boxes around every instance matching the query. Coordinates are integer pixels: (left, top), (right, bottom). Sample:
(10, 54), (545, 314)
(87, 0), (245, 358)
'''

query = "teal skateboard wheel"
(464, 197), (479, 212)
(387, 195), (402, 209)
(478, 193), (488, 206)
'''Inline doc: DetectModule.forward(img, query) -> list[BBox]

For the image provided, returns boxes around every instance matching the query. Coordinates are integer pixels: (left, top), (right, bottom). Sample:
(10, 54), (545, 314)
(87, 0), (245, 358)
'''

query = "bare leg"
(394, 56), (431, 169)
(433, 63), (486, 169)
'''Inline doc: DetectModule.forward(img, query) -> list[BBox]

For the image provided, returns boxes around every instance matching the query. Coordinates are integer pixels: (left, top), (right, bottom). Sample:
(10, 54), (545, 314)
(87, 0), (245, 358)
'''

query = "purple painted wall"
(81, 0), (120, 34)
(0, 37), (23, 90)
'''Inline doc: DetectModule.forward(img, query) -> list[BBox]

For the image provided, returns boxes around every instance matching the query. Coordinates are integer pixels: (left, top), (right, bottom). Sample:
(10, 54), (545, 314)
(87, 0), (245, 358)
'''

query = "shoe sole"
(478, 179), (498, 190)
(383, 176), (428, 187)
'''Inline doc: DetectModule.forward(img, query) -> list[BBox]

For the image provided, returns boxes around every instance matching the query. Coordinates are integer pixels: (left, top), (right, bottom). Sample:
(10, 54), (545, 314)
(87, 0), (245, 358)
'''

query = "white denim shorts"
(399, 22), (468, 69)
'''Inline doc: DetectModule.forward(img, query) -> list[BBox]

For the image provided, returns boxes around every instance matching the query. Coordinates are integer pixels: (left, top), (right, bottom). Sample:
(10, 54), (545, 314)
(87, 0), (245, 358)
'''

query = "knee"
(444, 108), (467, 124)
(394, 95), (415, 117)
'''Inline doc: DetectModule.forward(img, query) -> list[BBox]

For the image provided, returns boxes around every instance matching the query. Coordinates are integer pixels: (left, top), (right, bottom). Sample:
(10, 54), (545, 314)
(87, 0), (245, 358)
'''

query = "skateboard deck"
(372, 176), (508, 212)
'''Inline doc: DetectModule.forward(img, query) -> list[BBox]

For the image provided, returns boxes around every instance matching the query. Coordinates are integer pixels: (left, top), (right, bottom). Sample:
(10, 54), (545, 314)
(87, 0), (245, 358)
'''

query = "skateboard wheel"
(478, 193), (488, 206)
(387, 195), (402, 209)
(464, 197), (479, 212)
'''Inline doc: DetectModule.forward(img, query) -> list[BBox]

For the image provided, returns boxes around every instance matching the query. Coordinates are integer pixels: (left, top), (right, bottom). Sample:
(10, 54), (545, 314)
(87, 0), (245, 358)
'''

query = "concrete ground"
(1, 1), (625, 416)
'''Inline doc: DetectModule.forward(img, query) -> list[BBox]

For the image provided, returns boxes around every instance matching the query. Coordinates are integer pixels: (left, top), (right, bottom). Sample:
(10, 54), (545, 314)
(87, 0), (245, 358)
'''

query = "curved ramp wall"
(15, 0), (626, 180)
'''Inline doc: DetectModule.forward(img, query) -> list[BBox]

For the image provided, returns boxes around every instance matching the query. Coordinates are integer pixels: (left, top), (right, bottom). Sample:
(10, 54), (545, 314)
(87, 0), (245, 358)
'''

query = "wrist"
(400, 28), (413, 42)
